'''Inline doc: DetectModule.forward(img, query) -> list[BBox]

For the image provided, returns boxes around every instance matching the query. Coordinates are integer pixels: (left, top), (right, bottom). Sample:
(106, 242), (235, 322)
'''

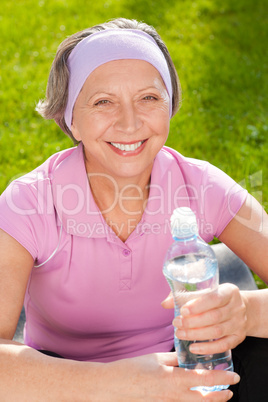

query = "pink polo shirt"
(0, 144), (247, 362)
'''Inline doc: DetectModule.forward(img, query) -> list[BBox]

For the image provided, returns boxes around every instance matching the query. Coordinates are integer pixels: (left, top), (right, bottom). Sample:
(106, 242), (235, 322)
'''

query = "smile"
(110, 141), (145, 152)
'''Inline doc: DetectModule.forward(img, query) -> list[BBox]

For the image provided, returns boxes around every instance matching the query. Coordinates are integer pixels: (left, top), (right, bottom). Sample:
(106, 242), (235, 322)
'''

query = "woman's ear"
(71, 121), (82, 142)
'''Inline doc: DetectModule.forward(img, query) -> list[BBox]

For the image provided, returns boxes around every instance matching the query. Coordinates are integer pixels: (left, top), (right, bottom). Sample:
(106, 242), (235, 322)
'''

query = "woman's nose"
(114, 103), (142, 134)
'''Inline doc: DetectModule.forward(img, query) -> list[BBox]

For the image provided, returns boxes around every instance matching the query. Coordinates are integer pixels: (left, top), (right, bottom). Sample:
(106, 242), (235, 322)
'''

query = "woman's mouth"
(109, 140), (146, 152)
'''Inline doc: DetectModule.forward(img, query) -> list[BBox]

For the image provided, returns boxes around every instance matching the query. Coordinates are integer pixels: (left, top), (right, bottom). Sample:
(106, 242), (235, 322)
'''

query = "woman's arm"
(219, 193), (268, 283)
(0, 229), (104, 400)
(0, 229), (238, 401)
(219, 193), (268, 339)
(0, 229), (34, 340)
(0, 340), (239, 401)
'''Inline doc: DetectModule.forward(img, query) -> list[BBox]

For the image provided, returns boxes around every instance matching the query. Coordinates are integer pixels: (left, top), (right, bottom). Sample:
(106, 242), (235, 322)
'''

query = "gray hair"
(36, 18), (181, 143)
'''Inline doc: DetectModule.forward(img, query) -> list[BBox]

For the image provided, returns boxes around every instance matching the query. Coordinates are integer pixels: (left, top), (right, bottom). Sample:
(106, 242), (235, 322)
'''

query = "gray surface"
(13, 306), (25, 343)
(213, 243), (257, 290)
(13, 243), (257, 343)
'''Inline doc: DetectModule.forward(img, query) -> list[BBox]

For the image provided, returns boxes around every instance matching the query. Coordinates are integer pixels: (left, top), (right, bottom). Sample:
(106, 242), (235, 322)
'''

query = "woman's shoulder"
(1, 145), (79, 195)
(158, 145), (247, 199)
(21, 145), (78, 184)
(160, 146), (210, 169)
(0, 145), (82, 223)
(0, 146), (80, 260)
(157, 146), (214, 186)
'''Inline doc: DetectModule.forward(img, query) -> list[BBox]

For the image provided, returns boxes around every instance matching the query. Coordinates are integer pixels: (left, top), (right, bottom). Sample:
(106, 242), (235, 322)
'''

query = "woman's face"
(71, 59), (170, 182)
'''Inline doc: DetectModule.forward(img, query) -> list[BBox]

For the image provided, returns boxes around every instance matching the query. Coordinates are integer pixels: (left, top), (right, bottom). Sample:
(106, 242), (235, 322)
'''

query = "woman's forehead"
(82, 59), (165, 90)
(64, 29), (173, 128)
(90, 59), (161, 76)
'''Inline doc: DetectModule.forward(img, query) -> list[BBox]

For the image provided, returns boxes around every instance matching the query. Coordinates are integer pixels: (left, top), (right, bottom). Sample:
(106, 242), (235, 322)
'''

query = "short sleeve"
(199, 162), (248, 239)
(157, 147), (248, 243)
(0, 174), (56, 262)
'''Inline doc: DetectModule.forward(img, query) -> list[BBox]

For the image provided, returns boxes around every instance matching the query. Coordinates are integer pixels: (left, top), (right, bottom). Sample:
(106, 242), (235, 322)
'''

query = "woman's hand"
(105, 352), (239, 401)
(162, 283), (248, 355)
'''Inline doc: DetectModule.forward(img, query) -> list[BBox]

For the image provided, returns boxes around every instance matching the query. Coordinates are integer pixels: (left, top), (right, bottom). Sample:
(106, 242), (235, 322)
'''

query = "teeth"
(110, 141), (144, 152)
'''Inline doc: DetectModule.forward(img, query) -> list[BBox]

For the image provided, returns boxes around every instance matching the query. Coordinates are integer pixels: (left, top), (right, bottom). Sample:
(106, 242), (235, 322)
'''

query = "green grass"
(0, 0), (267, 287)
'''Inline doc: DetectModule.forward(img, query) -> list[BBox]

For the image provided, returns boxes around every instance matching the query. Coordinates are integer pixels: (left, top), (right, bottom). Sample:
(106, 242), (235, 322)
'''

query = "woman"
(0, 18), (267, 401)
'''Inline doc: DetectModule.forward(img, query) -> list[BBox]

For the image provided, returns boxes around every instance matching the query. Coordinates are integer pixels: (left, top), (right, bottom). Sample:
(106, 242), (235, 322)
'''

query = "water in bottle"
(163, 207), (233, 394)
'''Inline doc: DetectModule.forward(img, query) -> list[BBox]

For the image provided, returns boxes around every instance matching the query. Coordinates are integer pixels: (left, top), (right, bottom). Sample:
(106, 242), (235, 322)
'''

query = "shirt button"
(122, 249), (130, 257)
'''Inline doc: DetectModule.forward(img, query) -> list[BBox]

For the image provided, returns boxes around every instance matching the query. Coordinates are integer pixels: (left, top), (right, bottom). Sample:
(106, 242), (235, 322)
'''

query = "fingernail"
(181, 307), (190, 316)
(233, 373), (240, 383)
(227, 390), (233, 400)
(176, 329), (186, 338)
(161, 294), (172, 303)
(173, 317), (182, 327)
(189, 343), (200, 353)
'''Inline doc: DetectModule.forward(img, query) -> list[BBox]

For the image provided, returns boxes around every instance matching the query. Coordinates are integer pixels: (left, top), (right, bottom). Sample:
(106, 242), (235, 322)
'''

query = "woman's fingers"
(188, 368), (240, 389)
(174, 312), (244, 341)
(172, 366), (239, 401)
(188, 335), (238, 355)
(157, 353), (240, 389)
(194, 389), (234, 402)
(174, 303), (232, 329)
(180, 283), (241, 316)
(117, 352), (240, 401)
(161, 291), (174, 309)
(156, 351), (179, 366)
(172, 283), (247, 350)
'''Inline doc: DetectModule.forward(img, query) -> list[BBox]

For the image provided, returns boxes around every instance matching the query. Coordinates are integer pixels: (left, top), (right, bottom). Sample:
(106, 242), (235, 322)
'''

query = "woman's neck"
(88, 171), (151, 217)
(87, 171), (151, 242)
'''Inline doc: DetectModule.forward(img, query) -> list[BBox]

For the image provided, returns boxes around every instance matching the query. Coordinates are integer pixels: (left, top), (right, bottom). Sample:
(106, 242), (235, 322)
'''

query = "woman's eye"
(95, 100), (110, 106)
(143, 96), (157, 101)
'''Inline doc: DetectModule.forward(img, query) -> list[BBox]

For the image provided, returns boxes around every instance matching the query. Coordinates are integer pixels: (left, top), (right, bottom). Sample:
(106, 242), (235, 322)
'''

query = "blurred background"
(0, 0), (267, 284)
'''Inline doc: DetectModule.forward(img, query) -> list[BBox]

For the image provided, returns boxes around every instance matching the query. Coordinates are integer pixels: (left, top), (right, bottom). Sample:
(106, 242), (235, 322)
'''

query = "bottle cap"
(170, 207), (198, 238)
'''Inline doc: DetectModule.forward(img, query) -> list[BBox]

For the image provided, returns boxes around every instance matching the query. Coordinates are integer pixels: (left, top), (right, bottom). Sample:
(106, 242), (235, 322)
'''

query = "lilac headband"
(64, 29), (173, 130)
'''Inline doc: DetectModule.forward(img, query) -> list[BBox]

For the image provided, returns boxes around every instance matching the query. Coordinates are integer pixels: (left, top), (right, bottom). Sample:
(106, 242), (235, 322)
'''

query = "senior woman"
(0, 18), (268, 401)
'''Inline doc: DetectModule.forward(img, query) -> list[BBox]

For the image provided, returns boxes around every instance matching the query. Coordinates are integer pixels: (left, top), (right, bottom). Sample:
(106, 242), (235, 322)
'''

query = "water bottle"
(163, 207), (233, 394)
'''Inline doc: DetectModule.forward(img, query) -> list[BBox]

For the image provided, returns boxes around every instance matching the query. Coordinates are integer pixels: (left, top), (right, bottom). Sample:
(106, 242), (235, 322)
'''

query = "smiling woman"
(0, 17), (268, 401)
(71, 60), (170, 182)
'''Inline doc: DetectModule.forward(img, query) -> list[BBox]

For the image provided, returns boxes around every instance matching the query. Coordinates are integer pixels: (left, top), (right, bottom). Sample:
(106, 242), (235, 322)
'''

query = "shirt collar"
(143, 146), (190, 224)
(51, 144), (189, 238)
(52, 143), (110, 239)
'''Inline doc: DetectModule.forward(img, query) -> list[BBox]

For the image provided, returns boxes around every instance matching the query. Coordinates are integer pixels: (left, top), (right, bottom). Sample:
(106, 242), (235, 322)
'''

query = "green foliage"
(0, 0), (267, 286)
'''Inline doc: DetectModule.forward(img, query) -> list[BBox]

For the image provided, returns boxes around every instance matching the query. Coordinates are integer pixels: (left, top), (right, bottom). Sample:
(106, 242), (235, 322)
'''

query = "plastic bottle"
(163, 207), (233, 394)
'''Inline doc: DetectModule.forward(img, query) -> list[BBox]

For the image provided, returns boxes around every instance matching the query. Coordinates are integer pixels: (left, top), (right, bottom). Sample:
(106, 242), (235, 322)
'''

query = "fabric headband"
(64, 29), (173, 130)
